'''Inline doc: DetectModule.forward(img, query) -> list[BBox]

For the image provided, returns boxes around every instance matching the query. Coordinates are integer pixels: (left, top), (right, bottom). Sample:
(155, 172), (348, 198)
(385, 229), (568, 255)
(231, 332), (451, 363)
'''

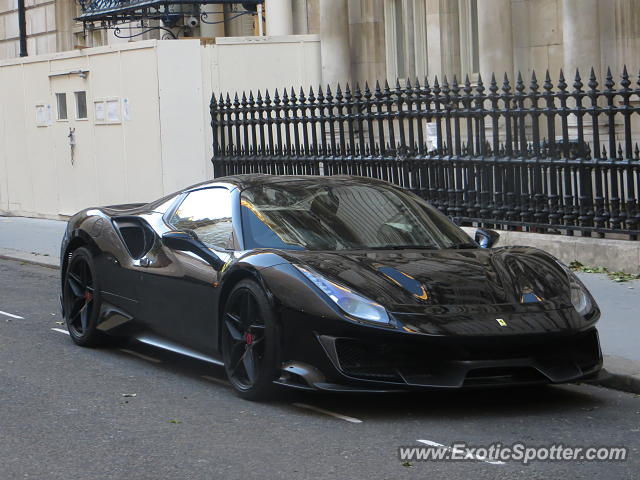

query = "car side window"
(169, 188), (234, 249)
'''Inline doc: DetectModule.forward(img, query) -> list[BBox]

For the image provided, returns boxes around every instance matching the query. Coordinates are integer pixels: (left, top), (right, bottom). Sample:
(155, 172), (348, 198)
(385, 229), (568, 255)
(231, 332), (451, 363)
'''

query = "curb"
(0, 250), (60, 270)
(590, 356), (640, 395)
(2, 251), (640, 395)
(460, 226), (640, 275)
(591, 370), (640, 395)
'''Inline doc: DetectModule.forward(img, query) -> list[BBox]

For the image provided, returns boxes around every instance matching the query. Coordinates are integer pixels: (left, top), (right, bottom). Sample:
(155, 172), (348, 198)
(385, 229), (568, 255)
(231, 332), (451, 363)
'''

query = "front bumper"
(276, 308), (603, 391)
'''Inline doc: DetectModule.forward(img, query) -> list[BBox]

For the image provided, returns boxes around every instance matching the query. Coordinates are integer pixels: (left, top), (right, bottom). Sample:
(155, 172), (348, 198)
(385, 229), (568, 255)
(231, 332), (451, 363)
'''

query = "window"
(169, 188), (234, 249)
(75, 91), (87, 119)
(73, 28), (105, 48)
(240, 182), (471, 251)
(56, 93), (68, 120)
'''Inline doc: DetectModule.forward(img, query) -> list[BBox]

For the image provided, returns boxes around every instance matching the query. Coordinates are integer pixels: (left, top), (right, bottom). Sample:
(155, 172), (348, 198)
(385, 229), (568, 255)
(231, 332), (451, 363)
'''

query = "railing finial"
(588, 67), (598, 91)
(530, 70), (539, 91)
(573, 69), (583, 91)
(210, 65), (640, 239)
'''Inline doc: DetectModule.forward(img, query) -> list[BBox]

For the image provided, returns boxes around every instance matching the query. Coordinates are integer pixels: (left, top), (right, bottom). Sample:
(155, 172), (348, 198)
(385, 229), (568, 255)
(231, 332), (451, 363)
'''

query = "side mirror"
(162, 230), (224, 270)
(475, 228), (500, 248)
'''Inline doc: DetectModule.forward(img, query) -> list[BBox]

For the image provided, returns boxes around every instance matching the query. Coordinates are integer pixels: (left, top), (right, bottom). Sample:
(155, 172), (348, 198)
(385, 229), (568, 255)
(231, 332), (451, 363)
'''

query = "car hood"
(278, 246), (572, 314)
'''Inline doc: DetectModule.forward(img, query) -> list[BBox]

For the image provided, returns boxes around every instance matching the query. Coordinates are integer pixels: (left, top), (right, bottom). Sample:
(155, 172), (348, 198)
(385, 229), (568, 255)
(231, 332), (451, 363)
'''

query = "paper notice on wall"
(46, 104), (53, 125)
(35, 105), (46, 125)
(122, 98), (130, 121)
(107, 100), (120, 123)
(425, 122), (437, 152)
(95, 101), (105, 123)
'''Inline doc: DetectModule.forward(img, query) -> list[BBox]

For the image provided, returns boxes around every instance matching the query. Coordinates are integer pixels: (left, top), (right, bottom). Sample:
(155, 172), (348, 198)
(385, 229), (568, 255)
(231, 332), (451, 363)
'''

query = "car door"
(138, 187), (235, 355)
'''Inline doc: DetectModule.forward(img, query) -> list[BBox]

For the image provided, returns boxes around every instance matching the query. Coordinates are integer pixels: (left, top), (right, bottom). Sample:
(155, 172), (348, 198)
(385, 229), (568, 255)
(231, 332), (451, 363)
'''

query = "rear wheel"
(221, 280), (279, 400)
(62, 247), (105, 347)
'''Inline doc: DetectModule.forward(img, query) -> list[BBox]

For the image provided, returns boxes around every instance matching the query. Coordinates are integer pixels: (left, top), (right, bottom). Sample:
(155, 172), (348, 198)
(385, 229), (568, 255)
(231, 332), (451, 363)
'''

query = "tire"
(221, 279), (280, 400)
(62, 247), (105, 347)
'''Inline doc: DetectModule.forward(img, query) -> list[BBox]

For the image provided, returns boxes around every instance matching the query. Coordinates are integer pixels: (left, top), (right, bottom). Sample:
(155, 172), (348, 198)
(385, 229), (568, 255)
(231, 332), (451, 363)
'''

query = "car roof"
(191, 174), (392, 192)
(145, 174), (394, 212)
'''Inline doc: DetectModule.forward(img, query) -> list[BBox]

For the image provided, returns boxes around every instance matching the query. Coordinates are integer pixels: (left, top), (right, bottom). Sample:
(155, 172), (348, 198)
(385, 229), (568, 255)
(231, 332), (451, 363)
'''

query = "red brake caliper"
(84, 291), (93, 302)
(244, 332), (254, 345)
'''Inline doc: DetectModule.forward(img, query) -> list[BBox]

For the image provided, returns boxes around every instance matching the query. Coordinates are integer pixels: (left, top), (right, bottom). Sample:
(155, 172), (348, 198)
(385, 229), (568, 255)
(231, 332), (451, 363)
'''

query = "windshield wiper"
(366, 245), (439, 250)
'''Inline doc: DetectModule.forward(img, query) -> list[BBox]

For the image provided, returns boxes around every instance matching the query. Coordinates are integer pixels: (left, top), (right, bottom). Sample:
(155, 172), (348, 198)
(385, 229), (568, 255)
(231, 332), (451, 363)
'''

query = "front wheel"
(221, 279), (279, 400)
(62, 247), (105, 347)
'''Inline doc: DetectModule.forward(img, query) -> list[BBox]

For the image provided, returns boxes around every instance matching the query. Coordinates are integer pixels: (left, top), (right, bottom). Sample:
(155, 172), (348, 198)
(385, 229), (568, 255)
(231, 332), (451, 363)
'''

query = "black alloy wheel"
(63, 247), (104, 347)
(221, 280), (279, 400)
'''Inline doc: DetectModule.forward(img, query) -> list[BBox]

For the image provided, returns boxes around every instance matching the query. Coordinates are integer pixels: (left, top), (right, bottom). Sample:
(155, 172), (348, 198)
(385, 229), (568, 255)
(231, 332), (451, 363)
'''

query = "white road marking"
(0, 310), (24, 319)
(119, 348), (162, 364)
(292, 402), (363, 424)
(201, 375), (231, 387)
(417, 439), (505, 465)
(51, 327), (70, 335)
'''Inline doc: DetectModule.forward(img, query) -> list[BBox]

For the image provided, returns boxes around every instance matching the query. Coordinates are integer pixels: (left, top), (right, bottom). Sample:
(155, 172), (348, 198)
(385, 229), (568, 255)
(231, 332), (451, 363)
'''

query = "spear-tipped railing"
(211, 67), (640, 239)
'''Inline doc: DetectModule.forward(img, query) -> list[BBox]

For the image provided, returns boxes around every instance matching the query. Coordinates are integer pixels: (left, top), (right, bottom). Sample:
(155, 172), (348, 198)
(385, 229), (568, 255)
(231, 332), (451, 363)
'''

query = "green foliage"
(569, 261), (640, 283)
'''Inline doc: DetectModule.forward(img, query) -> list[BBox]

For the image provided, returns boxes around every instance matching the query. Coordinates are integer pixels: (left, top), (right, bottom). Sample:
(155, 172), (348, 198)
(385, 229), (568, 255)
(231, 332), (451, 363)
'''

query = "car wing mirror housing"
(162, 231), (224, 269)
(475, 228), (500, 248)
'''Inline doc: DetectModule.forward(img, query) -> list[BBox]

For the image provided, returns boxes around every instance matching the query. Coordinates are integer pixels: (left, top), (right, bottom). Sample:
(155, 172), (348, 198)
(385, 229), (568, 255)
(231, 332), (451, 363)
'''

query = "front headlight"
(294, 265), (391, 325)
(554, 259), (596, 318)
(569, 273), (593, 317)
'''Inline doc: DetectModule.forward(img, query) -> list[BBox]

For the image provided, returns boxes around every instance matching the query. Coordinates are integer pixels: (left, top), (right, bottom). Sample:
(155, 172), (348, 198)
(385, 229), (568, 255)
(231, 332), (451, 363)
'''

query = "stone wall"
(0, 0), (56, 59)
(462, 227), (640, 274)
(2, 0), (640, 86)
(347, 0), (386, 88)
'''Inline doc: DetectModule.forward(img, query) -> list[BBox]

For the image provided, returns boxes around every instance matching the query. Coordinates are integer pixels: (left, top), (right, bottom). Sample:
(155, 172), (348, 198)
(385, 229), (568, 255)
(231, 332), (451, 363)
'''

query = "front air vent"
(113, 217), (155, 259)
(334, 339), (404, 382)
(464, 366), (546, 386)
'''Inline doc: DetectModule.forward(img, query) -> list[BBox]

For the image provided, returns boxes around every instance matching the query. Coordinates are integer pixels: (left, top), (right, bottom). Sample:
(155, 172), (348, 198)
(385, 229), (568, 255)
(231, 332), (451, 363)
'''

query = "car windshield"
(240, 180), (474, 251)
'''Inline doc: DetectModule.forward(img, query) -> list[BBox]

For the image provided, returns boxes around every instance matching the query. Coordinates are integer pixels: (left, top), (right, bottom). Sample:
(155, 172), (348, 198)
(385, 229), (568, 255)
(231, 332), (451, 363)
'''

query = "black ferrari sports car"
(60, 174), (603, 399)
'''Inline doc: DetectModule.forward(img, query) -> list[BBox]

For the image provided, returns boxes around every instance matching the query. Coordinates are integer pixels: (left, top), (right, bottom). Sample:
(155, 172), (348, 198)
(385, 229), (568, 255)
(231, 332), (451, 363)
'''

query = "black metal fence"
(210, 67), (640, 239)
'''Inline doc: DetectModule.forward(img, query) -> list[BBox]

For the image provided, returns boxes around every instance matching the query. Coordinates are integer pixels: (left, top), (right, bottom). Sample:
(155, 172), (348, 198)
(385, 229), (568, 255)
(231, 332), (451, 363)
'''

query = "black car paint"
(60, 175), (602, 391)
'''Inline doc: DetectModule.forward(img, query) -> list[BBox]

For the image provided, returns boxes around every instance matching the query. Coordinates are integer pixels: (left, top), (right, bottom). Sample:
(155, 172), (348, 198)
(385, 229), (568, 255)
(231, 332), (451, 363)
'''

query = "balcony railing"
(76, 0), (260, 25)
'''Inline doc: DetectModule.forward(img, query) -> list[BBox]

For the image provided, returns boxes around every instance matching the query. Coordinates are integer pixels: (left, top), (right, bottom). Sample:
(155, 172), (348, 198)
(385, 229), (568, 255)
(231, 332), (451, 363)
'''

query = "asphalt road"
(1, 259), (638, 480)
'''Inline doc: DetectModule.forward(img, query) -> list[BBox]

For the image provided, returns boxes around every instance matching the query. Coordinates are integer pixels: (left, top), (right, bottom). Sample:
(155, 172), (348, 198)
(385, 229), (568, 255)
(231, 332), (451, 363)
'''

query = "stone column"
(562, 0), (603, 141)
(199, 9), (225, 39)
(55, 0), (75, 52)
(614, 0), (640, 140)
(562, 0), (601, 79)
(320, 0), (351, 87)
(477, 0), (514, 81)
(265, 0), (293, 36)
(439, 0), (460, 81)
(292, 0), (309, 34)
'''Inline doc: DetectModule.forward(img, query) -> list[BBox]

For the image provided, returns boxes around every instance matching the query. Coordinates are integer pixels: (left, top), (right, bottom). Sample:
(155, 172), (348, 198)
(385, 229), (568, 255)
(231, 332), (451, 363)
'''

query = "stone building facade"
(1, 0), (639, 88)
(0, 0), (57, 58)
(305, 0), (640, 89)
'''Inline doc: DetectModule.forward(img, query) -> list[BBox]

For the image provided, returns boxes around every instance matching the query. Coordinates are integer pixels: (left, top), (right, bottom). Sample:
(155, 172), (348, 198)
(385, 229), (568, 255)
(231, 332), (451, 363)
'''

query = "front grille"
(334, 340), (404, 381)
(331, 329), (601, 386)
(432, 329), (600, 361)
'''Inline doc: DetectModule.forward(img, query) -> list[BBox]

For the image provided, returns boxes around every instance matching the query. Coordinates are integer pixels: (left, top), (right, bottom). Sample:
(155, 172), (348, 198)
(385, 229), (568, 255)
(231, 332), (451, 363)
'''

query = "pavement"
(0, 216), (65, 268)
(0, 259), (639, 479)
(1, 215), (639, 395)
